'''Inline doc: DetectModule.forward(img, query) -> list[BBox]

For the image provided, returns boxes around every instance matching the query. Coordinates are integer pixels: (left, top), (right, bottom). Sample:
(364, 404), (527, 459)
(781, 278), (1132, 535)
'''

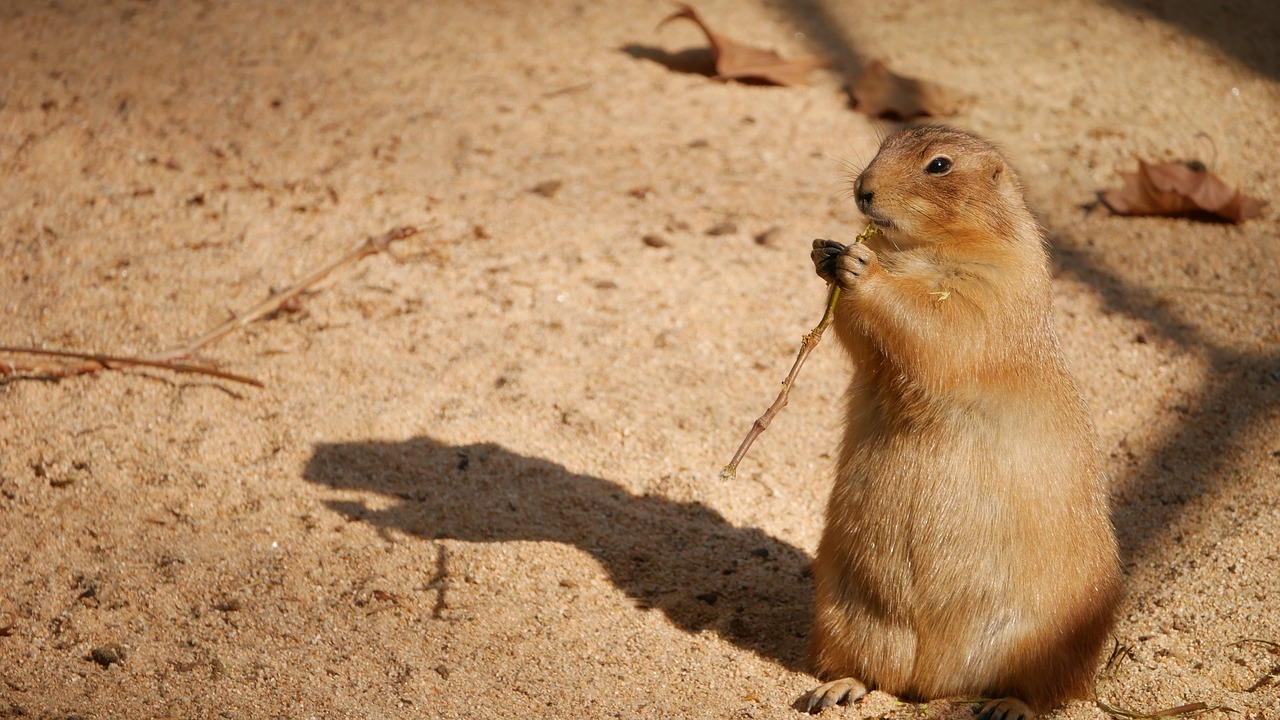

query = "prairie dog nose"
(854, 176), (875, 213)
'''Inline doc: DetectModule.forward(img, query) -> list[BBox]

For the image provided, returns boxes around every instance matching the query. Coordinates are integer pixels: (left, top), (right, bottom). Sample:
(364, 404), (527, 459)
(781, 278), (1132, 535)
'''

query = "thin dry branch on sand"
(719, 224), (877, 481)
(1094, 699), (1224, 720)
(1093, 640), (1234, 720)
(0, 347), (265, 387)
(0, 225), (420, 387)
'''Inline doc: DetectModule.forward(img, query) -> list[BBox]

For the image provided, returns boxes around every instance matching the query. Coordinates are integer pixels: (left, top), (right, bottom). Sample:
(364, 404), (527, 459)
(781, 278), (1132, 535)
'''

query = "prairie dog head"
(854, 126), (1034, 251)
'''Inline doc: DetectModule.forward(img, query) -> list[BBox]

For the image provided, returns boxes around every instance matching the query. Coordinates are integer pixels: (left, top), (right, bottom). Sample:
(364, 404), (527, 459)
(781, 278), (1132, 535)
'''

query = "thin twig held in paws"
(720, 225), (877, 481)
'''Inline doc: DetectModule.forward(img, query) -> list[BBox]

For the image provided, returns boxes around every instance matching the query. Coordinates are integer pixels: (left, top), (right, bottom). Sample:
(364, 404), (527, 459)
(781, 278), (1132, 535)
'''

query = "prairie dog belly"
(824, 383), (1103, 693)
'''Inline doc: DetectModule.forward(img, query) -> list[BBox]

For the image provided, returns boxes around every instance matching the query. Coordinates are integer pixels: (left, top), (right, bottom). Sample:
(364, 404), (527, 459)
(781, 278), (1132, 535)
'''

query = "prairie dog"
(806, 127), (1121, 720)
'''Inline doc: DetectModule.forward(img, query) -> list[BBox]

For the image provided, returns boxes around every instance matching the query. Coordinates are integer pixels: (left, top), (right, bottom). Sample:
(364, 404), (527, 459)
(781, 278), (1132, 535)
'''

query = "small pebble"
(90, 644), (125, 668)
(705, 221), (737, 236)
(754, 226), (783, 246)
(530, 180), (562, 198)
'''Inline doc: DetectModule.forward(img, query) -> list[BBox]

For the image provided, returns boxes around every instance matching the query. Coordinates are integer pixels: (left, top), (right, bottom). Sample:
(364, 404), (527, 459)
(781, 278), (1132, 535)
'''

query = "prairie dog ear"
(992, 165), (1003, 183)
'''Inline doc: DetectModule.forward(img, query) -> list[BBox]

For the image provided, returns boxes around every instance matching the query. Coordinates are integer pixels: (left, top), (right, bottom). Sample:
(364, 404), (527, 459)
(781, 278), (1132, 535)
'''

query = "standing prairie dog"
(806, 126), (1121, 720)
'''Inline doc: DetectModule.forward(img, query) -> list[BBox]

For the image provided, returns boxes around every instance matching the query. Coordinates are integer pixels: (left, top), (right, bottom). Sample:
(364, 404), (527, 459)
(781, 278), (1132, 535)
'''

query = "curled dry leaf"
(658, 4), (825, 86)
(1099, 159), (1262, 223)
(849, 59), (963, 120)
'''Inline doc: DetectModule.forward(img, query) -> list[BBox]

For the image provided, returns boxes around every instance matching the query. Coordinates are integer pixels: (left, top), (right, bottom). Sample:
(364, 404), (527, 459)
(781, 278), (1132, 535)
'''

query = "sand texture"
(1, 1), (1278, 718)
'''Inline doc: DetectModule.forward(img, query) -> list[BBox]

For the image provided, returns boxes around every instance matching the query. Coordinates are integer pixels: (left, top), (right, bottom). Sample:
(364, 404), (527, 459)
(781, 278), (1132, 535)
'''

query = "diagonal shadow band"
(1108, 347), (1280, 567)
(1052, 242), (1280, 568)
(775, 0), (867, 83)
(303, 437), (814, 672)
(1103, 0), (1280, 82)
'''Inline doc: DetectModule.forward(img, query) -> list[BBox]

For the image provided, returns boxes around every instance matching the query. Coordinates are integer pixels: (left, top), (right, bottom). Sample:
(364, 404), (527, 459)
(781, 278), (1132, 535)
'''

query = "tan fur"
(807, 127), (1121, 716)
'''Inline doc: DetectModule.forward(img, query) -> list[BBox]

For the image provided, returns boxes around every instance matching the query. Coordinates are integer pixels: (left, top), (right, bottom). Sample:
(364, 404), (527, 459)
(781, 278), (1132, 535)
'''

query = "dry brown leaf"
(1100, 160), (1263, 223)
(848, 59), (963, 119)
(658, 4), (825, 86)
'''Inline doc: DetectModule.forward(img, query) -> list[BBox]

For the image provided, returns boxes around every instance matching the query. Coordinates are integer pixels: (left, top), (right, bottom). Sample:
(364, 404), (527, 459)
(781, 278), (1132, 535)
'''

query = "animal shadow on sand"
(303, 437), (813, 672)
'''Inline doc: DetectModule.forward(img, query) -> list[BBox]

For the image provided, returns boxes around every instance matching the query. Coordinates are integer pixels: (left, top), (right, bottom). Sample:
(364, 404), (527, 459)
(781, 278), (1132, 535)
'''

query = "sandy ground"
(1, 1), (1278, 718)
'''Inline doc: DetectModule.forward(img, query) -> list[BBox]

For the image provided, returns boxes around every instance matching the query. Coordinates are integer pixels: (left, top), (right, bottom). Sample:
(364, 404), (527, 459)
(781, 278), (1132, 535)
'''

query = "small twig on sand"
(149, 225), (419, 362)
(1093, 639), (1234, 719)
(719, 225), (876, 481)
(0, 347), (264, 387)
(1229, 638), (1280, 652)
(1094, 699), (1225, 720)
(0, 225), (420, 387)
(1229, 637), (1280, 692)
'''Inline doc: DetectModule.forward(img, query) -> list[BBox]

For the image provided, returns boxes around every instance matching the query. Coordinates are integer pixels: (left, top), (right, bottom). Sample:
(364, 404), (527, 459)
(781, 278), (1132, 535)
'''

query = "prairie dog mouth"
(866, 214), (894, 229)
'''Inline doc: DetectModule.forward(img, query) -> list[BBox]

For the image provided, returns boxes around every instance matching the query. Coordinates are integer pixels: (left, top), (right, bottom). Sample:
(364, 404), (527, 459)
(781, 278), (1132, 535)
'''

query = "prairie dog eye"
(924, 156), (953, 175)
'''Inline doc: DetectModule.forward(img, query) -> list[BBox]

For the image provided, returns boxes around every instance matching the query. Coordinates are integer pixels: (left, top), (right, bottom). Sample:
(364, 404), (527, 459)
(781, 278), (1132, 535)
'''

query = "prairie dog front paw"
(811, 239), (877, 290)
(811, 239), (845, 284)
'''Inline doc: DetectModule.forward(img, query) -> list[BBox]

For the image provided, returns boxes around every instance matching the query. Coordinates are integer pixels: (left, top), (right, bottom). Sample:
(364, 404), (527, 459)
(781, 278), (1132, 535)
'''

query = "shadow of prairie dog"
(806, 126), (1121, 720)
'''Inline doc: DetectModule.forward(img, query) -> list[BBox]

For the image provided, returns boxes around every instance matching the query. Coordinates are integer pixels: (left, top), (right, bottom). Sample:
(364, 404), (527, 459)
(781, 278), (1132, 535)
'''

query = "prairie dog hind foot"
(805, 677), (867, 713)
(976, 697), (1035, 720)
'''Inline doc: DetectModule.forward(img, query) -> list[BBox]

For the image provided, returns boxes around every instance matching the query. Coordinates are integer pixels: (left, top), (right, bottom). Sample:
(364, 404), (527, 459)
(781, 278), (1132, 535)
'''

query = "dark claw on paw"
(811, 239), (846, 283)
